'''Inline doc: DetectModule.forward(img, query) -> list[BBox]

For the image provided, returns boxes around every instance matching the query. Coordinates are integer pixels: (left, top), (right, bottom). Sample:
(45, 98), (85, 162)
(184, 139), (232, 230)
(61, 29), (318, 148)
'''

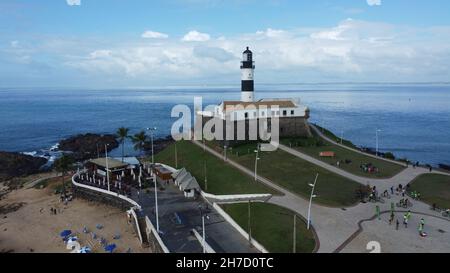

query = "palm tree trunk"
(62, 172), (65, 197)
(122, 140), (125, 162)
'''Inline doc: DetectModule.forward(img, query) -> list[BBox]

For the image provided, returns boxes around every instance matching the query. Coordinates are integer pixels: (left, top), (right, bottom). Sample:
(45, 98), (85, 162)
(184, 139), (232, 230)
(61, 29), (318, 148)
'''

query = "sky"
(1, 0), (450, 88)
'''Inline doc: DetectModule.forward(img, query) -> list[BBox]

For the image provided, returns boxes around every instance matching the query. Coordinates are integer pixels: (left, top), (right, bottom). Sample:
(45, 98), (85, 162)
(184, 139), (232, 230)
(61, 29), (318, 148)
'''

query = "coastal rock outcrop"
(0, 152), (48, 181)
(58, 133), (119, 161)
(143, 135), (174, 155)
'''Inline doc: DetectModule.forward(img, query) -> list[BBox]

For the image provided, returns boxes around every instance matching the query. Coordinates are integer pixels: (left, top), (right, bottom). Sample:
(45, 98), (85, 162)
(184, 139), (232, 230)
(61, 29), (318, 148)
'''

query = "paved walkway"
(192, 140), (450, 253)
(278, 143), (435, 189)
(25, 172), (60, 189)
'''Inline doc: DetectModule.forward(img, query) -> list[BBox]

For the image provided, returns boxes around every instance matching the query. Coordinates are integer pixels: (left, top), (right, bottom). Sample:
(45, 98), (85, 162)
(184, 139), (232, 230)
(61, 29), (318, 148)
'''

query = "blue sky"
(1, 0), (450, 87)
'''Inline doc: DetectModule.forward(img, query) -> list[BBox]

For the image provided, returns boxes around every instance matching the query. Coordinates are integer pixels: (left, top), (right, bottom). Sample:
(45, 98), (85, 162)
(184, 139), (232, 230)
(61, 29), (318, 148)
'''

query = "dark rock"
(59, 133), (119, 161)
(143, 135), (174, 155)
(0, 152), (47, 182)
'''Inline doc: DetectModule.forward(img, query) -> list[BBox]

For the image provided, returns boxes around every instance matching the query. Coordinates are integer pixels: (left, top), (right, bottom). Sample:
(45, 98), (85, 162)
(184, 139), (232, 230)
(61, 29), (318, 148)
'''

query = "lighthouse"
(240, 47), (255, 102)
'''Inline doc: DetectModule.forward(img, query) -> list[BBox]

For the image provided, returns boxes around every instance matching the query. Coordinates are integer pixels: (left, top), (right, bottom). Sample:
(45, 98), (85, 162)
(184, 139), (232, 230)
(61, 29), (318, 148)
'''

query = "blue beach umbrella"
(104, 244), (117, 253)
(60, 230), (72, 237)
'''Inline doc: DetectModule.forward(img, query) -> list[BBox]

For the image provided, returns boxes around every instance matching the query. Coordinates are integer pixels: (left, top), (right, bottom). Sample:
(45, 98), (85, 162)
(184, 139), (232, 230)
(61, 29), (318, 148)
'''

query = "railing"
(72, 172), (141, 210)
(145, 216), (170, 253)
(213, 203), (269, 253)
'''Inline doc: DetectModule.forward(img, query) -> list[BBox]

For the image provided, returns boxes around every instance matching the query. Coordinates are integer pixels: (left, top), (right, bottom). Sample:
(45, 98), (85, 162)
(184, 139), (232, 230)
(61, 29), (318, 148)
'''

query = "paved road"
(193, 140), (450, 253)
(132, 180), (259, 253)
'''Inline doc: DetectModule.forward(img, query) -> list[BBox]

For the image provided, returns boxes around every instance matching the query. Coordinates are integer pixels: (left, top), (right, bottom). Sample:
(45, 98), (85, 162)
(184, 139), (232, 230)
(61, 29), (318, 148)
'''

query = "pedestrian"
(390, 186), (394, 195)
(402, 189), (406, 197)
(389, 212), (395, 225)
(429, 166), (432, 172)
(396, 219), (399, 230)
(403, 214), (408, 228)
(420, 218), (425, 229)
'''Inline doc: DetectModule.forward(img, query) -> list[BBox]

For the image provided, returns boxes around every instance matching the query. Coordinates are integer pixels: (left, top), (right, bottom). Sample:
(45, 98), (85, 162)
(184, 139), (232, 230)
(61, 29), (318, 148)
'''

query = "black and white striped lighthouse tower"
(240, 47), (255, 102)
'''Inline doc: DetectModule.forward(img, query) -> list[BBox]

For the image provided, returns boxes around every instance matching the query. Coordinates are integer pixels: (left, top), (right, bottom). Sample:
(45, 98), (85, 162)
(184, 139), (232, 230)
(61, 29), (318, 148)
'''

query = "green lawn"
(222, 142), (361, 207)
(408, 174), (450, 209)
(154, 140), (278, 195)
(222, 202), (316, 253)
(280, 130), (405, 179)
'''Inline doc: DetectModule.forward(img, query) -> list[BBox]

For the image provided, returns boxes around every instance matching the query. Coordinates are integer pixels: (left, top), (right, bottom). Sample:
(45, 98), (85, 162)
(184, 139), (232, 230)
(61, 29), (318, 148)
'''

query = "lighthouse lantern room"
(240, 47), (255, 102)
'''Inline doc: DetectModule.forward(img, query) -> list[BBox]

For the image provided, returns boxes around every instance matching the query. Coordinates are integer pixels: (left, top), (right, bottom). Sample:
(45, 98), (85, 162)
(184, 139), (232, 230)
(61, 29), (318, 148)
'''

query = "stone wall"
(72, 186), (131, 211)
(197, 114), (312, 146)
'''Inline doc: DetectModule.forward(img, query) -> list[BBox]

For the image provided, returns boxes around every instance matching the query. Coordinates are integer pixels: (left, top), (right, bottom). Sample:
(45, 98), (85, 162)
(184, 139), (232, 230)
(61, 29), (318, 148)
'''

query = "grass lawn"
(222, 202), (316, 253)
(408, 174), (450, 209)
(280, 130), (405, 179)
(220, 142), (361, 207)
(154, 140), (278, 195)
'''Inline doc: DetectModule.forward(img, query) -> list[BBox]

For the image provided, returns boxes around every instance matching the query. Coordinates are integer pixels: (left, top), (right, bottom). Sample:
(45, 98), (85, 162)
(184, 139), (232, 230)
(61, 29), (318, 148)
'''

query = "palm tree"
(116, 127), (130, 162)
(131, 131), (148, 156)
(54, 154), (74, 197)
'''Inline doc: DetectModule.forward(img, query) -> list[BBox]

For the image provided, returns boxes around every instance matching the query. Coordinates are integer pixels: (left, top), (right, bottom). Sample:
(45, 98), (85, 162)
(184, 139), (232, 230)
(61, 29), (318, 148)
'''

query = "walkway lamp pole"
(254, 144), (260, 182)
(199, 207), (210, 254)
(105, 144), (110, 192)
(224, 144), (227, 161)
(153, 173), (160, 233)
(293, 214), (297, 253)
(248, 200), (252, 245)
(175, 141), (178, 169)
(341, 130), (344, 144)
(307, 173), (319, 230)
(204, 159), (208, 191)
(147, 127), (157, 165)
(376, 129), (382, 157)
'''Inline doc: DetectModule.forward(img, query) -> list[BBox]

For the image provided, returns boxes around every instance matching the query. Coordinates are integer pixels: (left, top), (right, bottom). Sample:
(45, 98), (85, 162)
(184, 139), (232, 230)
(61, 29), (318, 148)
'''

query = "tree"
(131, 131), (148, 156)
(54, 154), (74, 197)
(116, 127), (130, 162)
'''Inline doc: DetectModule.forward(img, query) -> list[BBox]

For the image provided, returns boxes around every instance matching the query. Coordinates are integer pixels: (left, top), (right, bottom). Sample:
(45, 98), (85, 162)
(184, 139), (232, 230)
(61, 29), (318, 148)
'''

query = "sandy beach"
(0, 177), (149, 253)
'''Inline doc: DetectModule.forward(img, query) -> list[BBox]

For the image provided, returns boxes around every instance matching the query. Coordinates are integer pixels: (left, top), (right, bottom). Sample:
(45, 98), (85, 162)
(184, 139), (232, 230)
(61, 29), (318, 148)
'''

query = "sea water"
(0, 84), (449, 166)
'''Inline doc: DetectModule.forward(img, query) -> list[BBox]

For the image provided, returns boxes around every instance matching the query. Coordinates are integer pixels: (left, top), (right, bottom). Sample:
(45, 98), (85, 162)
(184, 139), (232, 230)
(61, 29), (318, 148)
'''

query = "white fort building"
(197, 47), (312, 144)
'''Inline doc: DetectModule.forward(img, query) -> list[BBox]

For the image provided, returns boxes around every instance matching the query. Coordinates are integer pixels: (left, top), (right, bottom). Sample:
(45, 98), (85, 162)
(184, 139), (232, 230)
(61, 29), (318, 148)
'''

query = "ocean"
(0, 84), (449, 167)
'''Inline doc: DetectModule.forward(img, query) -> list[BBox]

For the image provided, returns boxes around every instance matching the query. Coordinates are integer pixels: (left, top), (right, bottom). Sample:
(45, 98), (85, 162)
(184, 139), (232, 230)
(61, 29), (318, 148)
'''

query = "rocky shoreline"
(58, 133), (119, 161)
(0, 152), (48, 182)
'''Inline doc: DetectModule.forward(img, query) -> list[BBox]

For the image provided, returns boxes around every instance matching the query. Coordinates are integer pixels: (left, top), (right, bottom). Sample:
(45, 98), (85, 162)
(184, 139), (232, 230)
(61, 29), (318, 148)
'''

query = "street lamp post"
(307, 173), (319, 230)
(105, 144), (110, 192)
(341, 130), (344, 144)
(147, 127), (157, 165)
(204, 160), (208, 191)
(293, 214), (297, 253)
(199, 207), (210, 254)
(224, 145), (227, 161)
(175, 141), (178, 169)
(153, 173), (160, 233)
(376, 129), (382, 157)
(248, 200), (252, 245)
(254, 144), (260, 182)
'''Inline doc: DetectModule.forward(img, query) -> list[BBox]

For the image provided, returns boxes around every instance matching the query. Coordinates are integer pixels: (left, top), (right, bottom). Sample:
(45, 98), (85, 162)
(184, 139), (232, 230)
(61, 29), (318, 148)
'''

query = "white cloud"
(367, 0), (381, 6)
(35, 19), (450, 84)
(182, 31), (211, 42)
(66, 0), (81, 6)
(141, 30), (169, 39)
(10, 41), (19, 48)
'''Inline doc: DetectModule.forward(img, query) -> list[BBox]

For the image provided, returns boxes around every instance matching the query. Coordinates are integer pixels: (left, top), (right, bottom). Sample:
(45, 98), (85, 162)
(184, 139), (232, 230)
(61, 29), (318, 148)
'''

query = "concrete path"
(25, 172), (60, 189)
(310, 124), (405, 166)
(192, 140), (450, 253)
(278, 143), (438, 189)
